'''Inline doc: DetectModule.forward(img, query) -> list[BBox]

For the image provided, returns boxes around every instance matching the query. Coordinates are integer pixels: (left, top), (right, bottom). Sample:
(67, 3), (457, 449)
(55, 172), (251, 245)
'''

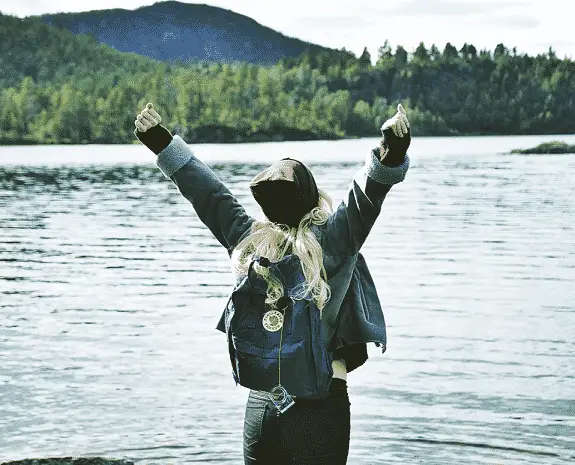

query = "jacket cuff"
(156, 135), (194, 178)
(364, 148), (410, 185)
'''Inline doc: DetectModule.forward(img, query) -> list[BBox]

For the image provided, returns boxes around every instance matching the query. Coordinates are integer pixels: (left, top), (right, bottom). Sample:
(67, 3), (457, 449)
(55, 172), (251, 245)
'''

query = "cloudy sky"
(2, 0), (572, 59)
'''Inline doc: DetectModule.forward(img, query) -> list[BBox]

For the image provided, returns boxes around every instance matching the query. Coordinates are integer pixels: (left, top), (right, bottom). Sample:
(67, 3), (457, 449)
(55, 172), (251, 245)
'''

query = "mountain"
(30, 0), (338, 65)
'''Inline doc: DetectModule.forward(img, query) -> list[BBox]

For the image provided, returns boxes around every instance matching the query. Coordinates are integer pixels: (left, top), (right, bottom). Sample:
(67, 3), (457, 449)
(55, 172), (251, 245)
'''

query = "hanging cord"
(278, 304), (286, 386)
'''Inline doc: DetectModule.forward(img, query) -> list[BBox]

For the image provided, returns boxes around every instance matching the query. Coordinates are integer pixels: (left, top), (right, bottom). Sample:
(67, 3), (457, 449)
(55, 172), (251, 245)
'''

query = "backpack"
(222, 254), (334, 412)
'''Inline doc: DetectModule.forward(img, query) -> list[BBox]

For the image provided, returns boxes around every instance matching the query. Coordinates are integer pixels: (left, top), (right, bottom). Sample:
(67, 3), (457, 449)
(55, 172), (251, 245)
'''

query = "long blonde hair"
(231, 189), (333, 316)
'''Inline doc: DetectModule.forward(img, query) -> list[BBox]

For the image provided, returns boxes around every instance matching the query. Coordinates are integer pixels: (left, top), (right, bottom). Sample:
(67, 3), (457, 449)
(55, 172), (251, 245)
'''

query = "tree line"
(1, 14), (573, 144)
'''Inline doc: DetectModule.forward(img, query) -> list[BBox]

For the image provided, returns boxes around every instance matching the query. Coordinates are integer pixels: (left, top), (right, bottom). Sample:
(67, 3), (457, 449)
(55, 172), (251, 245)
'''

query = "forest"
(1, 13), (574, 144)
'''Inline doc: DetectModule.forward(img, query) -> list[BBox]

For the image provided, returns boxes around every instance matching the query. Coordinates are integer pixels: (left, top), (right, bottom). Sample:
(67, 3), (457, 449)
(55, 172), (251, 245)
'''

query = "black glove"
(134, 102), (174, 155)
(379, 103), (411, 167)
(134, 124), (173, 155)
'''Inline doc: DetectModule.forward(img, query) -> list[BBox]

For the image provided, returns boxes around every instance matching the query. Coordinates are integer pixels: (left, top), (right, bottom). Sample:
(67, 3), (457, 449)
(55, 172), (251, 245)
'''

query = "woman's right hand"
(134, 102), (162, 132)
(381, 103), (410, 138)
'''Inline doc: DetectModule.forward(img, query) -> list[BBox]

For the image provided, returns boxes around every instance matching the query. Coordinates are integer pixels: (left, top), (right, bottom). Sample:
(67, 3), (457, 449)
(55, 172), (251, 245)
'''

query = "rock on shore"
(1, 458), (134, 465)
(511, 141), (575, 154)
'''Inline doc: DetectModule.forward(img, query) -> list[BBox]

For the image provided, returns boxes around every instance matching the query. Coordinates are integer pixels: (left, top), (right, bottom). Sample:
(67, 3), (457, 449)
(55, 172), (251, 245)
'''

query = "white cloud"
(486, 14), (540, 28)
(381, 0), (528, 16)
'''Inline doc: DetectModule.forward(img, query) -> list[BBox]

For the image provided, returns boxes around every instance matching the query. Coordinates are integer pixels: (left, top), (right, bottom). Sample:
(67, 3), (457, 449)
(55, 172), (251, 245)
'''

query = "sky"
(1, 0), (573, 60)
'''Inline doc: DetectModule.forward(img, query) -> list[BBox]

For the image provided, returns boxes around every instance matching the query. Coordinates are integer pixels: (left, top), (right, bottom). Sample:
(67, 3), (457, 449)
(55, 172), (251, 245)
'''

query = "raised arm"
(321, 104), (411, 259)
(134, 103), (254, 255)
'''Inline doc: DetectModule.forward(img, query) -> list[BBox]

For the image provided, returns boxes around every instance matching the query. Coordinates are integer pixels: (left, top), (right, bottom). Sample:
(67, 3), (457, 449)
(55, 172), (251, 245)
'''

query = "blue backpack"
(222, 254), (334, 412)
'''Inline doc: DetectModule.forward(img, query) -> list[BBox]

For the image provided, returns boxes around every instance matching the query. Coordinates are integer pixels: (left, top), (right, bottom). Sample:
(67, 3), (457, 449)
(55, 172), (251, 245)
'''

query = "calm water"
(1, 135), (574, 465)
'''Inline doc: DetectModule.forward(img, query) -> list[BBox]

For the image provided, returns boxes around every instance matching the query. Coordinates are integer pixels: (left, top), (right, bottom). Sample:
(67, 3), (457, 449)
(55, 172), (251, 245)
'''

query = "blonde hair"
(231, 189), (333, 316)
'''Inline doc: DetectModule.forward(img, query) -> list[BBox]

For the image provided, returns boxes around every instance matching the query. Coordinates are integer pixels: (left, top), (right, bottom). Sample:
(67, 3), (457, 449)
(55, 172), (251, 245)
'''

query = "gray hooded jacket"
(151, 135), (410, 372)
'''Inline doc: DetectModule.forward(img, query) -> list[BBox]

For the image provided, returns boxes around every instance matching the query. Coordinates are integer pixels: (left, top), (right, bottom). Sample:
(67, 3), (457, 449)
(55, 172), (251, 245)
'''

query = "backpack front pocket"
(232, 335), (312, 396)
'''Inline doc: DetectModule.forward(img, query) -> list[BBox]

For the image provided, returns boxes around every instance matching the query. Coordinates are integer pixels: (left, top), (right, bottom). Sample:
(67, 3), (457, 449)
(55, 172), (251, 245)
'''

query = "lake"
(1, 135), (574, 465)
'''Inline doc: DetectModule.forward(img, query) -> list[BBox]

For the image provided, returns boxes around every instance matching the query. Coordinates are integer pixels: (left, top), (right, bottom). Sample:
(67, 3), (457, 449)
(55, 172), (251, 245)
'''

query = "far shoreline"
(1, 131), (575, 147)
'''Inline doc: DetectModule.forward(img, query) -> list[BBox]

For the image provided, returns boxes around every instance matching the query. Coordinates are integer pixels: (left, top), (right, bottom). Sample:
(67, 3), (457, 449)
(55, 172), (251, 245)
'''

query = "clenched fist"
(381, 103), (410, 138)
(379, 103), (411, 166)
(134, 103), (162, 132)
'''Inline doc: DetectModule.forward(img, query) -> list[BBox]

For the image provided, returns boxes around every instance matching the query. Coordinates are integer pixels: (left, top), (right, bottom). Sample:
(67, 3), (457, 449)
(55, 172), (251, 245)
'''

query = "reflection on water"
(1, 137), (574, 465)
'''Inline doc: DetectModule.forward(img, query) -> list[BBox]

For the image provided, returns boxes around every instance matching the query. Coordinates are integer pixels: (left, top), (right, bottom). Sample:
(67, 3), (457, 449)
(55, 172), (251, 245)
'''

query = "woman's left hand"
(381, 103), (410, 138)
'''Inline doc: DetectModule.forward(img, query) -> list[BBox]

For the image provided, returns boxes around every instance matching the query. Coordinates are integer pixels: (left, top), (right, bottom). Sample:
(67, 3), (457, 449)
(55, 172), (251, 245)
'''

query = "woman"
(134, 102), (411, 464)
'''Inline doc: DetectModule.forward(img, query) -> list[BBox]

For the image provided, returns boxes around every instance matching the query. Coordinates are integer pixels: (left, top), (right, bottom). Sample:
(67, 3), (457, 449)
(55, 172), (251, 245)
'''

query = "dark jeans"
(243, 378), (351, 464)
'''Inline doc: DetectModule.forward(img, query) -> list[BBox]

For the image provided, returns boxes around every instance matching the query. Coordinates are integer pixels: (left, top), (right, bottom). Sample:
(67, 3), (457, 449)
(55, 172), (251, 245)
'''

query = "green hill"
(1, 8), (574, 145)
(0, 13), (162, 90)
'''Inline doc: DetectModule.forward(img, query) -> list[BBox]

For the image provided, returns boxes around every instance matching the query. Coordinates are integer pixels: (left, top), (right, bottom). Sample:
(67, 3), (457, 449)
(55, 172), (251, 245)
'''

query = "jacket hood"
(249, 158), (319, 227)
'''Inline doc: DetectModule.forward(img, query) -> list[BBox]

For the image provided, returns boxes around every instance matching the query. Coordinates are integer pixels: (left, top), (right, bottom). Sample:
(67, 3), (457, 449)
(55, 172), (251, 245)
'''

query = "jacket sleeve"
(137, 127), (255, 254)
(321, 147), (410, 258)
